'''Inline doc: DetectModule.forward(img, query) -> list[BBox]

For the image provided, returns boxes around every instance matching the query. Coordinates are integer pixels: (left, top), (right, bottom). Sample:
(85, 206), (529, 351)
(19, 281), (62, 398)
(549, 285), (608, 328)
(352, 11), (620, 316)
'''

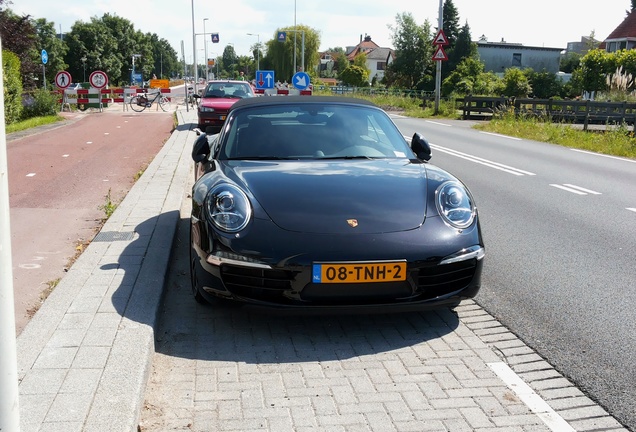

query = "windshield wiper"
(318, 155), (376, 160)
(227, 156), (296, 160)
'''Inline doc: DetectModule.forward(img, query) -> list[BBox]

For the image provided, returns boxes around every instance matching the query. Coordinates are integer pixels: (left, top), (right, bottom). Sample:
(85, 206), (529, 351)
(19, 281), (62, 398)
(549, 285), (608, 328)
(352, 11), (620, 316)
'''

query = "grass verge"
(6, 115), (65, 134)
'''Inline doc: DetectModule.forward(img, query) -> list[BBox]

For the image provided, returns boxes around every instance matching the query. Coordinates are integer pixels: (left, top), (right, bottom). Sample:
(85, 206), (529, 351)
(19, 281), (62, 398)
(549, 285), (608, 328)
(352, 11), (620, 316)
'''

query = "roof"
(346, 35), (381, 61)
(600, 9), (636, 48)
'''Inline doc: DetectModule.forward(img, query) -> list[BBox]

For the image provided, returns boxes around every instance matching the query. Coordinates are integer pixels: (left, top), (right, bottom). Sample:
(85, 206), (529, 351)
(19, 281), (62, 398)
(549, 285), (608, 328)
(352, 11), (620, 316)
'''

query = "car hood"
(224, 159), (428, 234)
(200, 98), (238, 110)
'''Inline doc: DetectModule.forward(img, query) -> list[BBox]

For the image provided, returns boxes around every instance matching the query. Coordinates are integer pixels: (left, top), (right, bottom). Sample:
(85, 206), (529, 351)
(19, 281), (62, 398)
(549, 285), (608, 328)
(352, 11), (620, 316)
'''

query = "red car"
(196, 80), (255, 132)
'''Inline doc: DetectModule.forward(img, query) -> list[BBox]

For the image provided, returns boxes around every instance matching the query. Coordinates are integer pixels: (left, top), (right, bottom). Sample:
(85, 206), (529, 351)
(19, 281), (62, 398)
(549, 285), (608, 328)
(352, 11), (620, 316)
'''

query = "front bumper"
(191, 216), (484, 311)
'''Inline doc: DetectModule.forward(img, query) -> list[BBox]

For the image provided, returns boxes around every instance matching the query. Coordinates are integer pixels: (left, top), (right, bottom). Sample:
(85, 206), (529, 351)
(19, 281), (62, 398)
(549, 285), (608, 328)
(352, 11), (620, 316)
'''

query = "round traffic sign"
(55, 71), (72, 89)
(89, 70), (108, 89)
(41, 49), (48, 65)
(292, 71), (310, 90)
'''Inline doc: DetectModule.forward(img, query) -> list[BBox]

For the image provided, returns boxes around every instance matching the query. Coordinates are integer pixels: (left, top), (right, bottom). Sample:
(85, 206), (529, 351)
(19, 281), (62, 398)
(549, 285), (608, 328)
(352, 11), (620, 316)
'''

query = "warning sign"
(433, 29), (449, 46)
(432, 46), (448, 61)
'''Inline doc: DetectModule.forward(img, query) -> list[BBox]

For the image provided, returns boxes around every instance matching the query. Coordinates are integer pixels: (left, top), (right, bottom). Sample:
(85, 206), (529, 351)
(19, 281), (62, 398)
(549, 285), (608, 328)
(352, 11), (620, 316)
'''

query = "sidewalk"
(15, 107), (629, 432)
(16, 107), (197, 432)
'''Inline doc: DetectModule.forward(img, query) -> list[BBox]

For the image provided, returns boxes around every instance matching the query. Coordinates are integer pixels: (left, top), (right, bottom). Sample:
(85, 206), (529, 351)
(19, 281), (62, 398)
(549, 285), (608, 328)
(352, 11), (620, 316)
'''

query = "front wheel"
(129, 96), (146, 112)
(159, 96), (170, 112)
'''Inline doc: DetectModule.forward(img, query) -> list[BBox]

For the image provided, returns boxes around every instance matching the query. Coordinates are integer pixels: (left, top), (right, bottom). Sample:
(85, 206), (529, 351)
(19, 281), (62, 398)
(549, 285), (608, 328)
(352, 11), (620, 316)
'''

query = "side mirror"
(192, 94), (201, 99)
(192, 134), (210, 163)
(411, 133), (432, 161)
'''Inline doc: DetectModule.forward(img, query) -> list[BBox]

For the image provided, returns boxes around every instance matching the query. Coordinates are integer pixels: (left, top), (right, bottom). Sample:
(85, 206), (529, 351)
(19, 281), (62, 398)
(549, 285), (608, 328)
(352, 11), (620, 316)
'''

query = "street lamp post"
(131, 53), (141, 85)
(191, 0), (198, 93)
(203, 18), (209, 81)
(247, 33), (260, 71)
(81, 56), (87, 82)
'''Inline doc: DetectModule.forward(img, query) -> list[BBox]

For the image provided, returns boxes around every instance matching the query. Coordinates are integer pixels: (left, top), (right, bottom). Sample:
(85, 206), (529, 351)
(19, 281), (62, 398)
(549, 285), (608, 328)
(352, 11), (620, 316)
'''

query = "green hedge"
(2, 50), (23, 124)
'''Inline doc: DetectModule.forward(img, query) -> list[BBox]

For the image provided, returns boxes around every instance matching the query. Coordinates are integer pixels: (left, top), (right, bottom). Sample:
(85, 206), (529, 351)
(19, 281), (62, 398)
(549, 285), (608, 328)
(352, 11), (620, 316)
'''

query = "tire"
(159, 96), (170, 112)
(129, 96), (146, 112)
(189, 228), (208, 304)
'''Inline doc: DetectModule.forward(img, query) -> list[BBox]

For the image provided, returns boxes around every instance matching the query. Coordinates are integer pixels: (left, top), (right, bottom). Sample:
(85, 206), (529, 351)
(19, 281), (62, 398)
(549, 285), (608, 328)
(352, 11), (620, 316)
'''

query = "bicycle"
(186, 86), (199, 109)
(129, 90), (171, 112)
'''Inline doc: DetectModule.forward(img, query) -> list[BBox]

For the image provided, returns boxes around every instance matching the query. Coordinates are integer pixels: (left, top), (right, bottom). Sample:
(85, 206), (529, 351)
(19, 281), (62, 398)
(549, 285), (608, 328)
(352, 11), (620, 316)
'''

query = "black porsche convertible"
(190, 96), (484, 312)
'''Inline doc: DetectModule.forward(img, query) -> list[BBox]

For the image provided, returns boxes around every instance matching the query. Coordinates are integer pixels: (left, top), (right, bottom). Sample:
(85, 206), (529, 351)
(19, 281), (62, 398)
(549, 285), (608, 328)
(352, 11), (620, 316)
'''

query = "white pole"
(293, 0), (297, 73)
(203, 18), (209, 81)
(0, 42), (21, 432)
(191, 0), (198, 94)
(434, 0), (443, 114)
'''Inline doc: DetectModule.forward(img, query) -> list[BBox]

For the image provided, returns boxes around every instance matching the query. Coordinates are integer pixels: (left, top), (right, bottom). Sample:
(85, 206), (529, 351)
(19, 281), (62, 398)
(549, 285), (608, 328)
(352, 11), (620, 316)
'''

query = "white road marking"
(550, 184), (587, 195)
(488, 362), (576, 432)
(86, 141), (93, 144)
(627, 208), (636, 213)
(26, 173), (36, 177)
(550, 184), (591, 195)
(63, 154), (69, 158)
(562, 184), (602, 195)
(480, 131), (523, 140)
(571, 148), (636, 164)
(430, 143), (536, 176)
(425, 120), (451, 127)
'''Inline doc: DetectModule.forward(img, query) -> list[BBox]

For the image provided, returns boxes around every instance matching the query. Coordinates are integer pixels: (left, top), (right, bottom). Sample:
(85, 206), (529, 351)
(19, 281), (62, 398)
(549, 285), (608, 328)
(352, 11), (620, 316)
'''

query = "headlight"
(206, 184), (251, 232)
(435, 181), (476, 229)
(200, 106), (215, 112)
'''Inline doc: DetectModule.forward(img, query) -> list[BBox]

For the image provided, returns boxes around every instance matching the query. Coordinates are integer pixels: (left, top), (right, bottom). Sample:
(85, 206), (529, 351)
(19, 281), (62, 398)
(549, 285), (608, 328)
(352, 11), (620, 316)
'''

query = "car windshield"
(219, 104), (414, 160)
(203, 83), (252, 99)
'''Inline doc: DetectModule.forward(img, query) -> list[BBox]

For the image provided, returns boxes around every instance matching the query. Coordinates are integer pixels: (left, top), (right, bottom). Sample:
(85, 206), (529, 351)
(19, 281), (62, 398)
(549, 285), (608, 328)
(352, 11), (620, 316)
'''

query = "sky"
(9, 0), (633, 64)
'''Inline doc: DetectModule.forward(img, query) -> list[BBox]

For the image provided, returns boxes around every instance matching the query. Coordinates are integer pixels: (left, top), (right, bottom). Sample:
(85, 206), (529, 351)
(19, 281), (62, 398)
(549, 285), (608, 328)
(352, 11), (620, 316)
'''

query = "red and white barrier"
(59, 87), (173, 111)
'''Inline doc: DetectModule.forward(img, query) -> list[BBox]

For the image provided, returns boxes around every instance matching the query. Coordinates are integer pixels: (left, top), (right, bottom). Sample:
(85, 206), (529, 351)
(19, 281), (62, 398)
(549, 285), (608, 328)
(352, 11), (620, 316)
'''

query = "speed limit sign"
(89, 70), (108, 89)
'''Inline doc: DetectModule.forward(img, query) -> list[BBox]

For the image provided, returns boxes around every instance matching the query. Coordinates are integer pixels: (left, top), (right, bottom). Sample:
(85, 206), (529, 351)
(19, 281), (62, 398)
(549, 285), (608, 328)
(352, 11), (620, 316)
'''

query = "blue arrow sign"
(41, 49), (48, 64)
(292, 71), (310, 90)
(255, 70), (275, 89)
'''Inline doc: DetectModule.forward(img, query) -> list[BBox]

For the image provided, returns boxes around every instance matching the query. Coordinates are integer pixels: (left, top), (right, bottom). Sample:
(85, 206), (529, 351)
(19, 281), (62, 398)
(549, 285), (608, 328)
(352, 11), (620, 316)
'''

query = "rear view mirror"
(411, 133), (431, 161)
(192, 134), (210, 163)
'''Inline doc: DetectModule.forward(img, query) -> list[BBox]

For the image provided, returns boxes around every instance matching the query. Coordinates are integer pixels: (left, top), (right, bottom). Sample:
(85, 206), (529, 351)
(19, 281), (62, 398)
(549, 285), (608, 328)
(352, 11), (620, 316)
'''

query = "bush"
(21, 88), (59, 119)
(3, 50), (23, 124)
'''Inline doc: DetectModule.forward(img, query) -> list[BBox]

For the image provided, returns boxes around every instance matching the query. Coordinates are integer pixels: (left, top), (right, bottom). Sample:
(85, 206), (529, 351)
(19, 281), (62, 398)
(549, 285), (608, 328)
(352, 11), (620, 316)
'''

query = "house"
(345, 35), (395, 83)
(476, 40), (564, 75)
(599, 9), (636, 52)
(565, 36), (599, 55)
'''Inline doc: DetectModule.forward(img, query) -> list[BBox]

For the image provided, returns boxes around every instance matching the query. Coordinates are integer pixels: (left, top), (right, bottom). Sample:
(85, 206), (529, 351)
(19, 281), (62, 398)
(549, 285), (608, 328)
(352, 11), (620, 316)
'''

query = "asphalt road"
(7, 106), (174, 335)
(391, 115), (636, 430)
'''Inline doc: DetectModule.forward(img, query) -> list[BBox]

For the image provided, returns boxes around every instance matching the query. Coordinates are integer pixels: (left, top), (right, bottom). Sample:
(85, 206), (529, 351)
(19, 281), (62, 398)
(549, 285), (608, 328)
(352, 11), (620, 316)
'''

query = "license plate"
(312, 261), (407, 284)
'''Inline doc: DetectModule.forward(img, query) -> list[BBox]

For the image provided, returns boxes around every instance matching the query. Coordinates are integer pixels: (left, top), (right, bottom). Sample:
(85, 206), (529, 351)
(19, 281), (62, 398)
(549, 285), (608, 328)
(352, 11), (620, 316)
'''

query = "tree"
(222, 44), (238, 77)
(34, 18), (68, 83)
(3, 49), (23, 123)
(442, 0), (460, 47)
(524, 69), (563, 98)
(339, 65), (369, 87)
(560, 52), (581, 74)
(442, 57), (498, 96)
(577, 49), (616, 93)
(498, 67), (532, 97)
(386, 12), (434, 89)
(65, 20), (121, 83)
(0, 8), (38, 88)
(262, 25), (320, 82)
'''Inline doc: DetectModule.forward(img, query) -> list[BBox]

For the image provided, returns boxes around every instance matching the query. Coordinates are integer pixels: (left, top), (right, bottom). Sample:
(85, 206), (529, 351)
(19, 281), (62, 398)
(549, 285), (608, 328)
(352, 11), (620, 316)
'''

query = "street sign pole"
(434, 0), (443, 115)
(0, 44), (21, 432)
